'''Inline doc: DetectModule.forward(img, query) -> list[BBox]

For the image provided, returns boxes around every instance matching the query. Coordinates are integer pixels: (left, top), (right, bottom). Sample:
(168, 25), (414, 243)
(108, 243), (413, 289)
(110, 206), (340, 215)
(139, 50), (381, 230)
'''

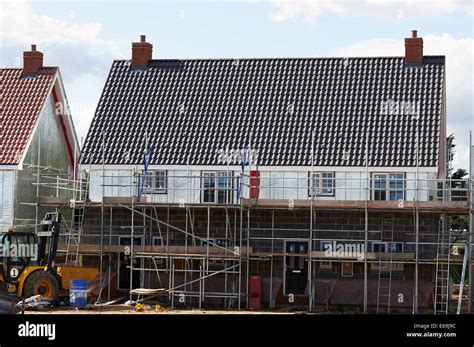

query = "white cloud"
(270, 0), (473, 22)
(330, 33), (473, 170)
(1, 0), (119, 144)
(1, 0), (117, 49)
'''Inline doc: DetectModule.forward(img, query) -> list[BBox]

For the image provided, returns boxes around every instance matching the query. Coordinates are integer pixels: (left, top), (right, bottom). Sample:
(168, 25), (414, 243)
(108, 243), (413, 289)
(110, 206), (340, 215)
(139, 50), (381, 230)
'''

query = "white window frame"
(372, 173), (405, 201)
(143, 170), (167, 194)
(201, 171), (233, 204)
(309, 172), (335, 196)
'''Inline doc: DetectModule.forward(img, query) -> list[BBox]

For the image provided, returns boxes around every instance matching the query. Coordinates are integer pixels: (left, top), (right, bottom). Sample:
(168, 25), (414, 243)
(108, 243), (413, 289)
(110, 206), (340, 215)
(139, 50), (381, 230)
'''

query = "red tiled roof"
(1, 67), (57, 165)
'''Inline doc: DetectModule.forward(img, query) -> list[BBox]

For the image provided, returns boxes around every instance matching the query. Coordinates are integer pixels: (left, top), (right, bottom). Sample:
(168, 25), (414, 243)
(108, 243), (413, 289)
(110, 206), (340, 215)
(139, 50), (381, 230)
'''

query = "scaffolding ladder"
(64, 174), (89, 265)
(456, 243), (469, 314)
(434, 214), (451, 314)
(376, 214), (394, 314)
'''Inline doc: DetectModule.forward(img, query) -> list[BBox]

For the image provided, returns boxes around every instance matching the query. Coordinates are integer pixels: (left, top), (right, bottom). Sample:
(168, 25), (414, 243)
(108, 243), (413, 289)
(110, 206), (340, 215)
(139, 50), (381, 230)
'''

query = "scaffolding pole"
(414, 111), (420, 314)
(269, 209), (275, 309)
(363, 127), (369, 313)
(98, 131), (105, 303)
(308, 130), (315, 311)
(469, 131), (473, 313)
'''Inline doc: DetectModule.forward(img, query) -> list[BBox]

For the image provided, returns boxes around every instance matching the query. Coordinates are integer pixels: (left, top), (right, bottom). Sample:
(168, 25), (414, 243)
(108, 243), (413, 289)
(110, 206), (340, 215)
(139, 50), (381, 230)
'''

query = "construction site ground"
(24, 305), (297, 314)
(22, 304), (447, 315)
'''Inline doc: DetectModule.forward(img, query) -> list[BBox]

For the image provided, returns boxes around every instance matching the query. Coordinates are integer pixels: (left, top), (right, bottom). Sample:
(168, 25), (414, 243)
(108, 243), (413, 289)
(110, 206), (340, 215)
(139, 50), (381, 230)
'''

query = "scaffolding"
(26, 135), (473, 314)
(29, 167), (469, 313)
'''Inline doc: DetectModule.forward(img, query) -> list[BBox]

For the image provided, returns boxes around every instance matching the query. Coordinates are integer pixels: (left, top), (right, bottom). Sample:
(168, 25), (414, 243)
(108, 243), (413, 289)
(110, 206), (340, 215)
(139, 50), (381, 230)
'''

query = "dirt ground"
(24, 304), (302, 315)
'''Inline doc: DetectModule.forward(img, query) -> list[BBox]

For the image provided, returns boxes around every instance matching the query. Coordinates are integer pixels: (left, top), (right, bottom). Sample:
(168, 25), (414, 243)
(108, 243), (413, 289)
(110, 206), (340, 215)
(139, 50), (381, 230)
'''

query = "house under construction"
(21, 31), (474, 313)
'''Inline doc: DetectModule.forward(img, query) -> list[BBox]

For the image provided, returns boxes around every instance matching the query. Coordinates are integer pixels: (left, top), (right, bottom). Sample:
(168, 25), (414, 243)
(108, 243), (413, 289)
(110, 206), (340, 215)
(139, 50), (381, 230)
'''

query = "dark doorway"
(285, 241), (308, 295)
(118, 237), (143, 290)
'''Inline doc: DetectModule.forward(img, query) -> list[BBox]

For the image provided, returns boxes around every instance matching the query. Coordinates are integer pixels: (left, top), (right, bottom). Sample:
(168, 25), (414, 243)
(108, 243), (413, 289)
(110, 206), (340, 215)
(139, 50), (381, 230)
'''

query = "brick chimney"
(131, 35), (152, 67)
(405, 30), (423, 64)
(23, 44), (43, 74)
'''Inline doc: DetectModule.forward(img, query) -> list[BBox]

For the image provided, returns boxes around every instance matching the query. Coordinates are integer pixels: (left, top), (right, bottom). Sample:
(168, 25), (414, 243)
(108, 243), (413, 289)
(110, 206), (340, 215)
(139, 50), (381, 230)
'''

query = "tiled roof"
(1, 68), (57, 165)
(81, 56), (445, 167)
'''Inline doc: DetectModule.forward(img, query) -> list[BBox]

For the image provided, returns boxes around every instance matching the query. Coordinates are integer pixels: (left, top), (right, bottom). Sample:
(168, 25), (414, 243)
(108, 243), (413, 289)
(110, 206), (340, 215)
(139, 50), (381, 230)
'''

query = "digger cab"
(0, 214), (62, 299)
(0, 231), (38, 285)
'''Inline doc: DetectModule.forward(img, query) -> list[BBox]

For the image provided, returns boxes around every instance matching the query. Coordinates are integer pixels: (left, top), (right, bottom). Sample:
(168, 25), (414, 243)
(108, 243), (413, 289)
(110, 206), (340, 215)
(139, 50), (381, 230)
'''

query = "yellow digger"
(0, 213), (98, 302)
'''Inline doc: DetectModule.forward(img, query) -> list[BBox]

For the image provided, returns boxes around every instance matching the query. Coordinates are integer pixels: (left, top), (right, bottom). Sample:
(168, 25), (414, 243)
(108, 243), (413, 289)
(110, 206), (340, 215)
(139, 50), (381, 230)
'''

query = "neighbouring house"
(0, 45), (79, 232)
(77, 31), (470, 312)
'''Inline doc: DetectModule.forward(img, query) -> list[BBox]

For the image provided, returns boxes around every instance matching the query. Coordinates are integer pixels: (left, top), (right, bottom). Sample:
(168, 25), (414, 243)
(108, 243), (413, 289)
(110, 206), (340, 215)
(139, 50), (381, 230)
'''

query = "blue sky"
(1, 0), (473, 168)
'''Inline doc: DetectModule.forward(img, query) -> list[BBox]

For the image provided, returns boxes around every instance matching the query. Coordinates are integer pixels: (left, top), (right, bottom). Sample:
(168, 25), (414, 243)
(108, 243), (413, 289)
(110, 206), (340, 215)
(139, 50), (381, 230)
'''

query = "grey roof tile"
(81, 56), (445, 167)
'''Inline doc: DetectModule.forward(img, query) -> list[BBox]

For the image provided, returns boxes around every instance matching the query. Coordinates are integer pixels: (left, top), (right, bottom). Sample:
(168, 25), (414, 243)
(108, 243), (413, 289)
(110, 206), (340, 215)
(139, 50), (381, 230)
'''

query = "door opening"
(284, 241), (309, 295)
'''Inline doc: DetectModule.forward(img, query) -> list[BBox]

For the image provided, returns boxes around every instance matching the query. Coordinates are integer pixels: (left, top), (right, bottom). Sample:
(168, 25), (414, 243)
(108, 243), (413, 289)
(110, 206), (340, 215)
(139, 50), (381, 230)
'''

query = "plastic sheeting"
(0, 170), (15, 233)
(311, 279), (434, 309)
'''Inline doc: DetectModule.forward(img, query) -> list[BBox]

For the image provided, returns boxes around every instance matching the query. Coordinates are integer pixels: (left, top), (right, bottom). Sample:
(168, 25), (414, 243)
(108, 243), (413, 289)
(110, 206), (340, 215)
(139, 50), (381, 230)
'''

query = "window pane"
(204, 189), (215, 202)
(155, 171), (165, 190)
(203, 173), (215, 202)
(143, 171), (166, 193)
(218, 172), (231, 203)
(204, 173), (215, 188)
(217, 172), (228, 189)
(389, 174), (403, 189)
(311, 173), (334, 195)
(144, 175), (152, 188)
(389, 190), (403, 201)
(373, 174), (387, 200)
(389, 174), (403, 200)
(322, 172), (334, 194)
(217, 191), (227, 203)
(374, 174), (387, 189)
(312, 173), (320, 193)
(373, 243), (386, 253)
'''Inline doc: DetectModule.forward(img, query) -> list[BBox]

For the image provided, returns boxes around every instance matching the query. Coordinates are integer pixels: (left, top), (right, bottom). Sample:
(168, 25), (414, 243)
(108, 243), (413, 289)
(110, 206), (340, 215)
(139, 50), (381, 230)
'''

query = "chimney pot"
(131, 35), (153, 67)
(23, 44), (43, 75)
(405, 30), (423, 65)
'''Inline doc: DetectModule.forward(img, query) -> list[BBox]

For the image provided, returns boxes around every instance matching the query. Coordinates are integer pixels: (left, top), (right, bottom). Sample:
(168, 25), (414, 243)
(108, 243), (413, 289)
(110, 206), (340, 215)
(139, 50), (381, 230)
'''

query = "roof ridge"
(111, 55), (445, 63)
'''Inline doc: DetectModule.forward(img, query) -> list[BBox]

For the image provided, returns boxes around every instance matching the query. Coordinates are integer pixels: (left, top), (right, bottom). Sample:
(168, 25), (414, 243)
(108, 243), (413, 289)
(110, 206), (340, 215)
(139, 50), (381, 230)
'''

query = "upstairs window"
(309, 172), (335, 196)
(143, 170), (167, 194)
(202, 171), (233, 203)
(372, 173), (404, 201)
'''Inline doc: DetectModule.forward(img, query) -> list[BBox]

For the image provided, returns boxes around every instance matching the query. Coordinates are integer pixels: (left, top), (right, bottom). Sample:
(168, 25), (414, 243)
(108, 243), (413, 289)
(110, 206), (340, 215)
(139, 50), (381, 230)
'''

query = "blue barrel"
(70, 279), (88, 308)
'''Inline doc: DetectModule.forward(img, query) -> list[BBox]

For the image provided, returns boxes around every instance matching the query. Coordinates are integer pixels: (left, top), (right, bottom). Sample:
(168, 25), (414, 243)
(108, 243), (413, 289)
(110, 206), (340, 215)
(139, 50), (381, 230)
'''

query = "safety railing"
(90, 170), (471, 206)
